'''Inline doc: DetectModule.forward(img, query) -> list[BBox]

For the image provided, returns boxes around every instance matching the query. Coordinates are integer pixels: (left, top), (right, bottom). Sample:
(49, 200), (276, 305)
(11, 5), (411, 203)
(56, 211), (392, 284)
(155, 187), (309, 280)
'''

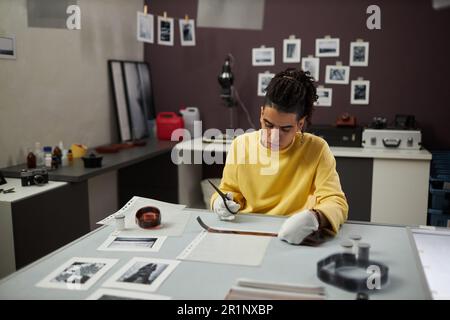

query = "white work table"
(174, 138), (432, 226)
(0, 208), (432, 300)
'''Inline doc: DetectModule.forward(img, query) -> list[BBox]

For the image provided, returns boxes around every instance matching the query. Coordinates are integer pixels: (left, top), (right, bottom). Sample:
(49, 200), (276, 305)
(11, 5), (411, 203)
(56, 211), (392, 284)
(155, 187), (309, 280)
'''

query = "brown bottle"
(53, 146), (62, 165)
(27, 151), (37, 169)
(67, 149), (73, 165)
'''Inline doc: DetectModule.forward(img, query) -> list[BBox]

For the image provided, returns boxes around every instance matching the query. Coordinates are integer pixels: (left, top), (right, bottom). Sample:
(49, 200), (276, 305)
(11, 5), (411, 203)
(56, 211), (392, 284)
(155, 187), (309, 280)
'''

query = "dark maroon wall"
(145, 0), (450, 149)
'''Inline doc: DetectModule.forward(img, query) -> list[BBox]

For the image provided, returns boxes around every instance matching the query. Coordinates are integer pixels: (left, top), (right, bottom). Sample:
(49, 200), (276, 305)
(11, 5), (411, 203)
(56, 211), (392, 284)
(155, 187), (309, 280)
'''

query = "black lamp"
(218, 56), (235, 107)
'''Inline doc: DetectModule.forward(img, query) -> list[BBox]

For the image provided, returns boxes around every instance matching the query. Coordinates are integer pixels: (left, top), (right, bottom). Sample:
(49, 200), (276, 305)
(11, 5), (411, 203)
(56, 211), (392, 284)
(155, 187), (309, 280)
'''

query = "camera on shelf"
(20, 168), (49, 187)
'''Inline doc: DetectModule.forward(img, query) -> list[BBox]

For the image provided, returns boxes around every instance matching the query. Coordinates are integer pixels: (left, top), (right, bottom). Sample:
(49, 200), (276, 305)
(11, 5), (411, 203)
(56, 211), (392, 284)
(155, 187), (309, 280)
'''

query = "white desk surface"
(0, 178), (68, 203)
(175, 138), (432, 160)
(0, 209), (431, 300)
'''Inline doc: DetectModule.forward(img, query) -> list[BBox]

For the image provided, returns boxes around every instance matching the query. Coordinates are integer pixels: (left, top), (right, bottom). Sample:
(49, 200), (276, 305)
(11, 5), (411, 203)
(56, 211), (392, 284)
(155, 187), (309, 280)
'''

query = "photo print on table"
(158, 15), (174, 46)
(137, 12), (154, 43)
(252, 47), (275, 66)
(315, 87), (333, 107)
(325, 65), (350, 84)
(350, 41), (369, 67)
(283, 38), (301, 63)
(301, 57), (320, 81)
(103, 257), (180, 292)
(179, 19), (196, 46)
(351, 80), (370, 105)
(257, 72), (275, 96)
(97, 235), (167, 252)
(315, 37), (340, 57)
(36, 257), (117, 290)
(86, 288), (171, 300)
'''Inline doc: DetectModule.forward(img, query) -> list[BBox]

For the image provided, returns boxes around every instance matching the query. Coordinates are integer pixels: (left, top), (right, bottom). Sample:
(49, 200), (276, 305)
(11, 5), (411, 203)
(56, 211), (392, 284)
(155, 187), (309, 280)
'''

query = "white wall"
(0, 0), (143, 167)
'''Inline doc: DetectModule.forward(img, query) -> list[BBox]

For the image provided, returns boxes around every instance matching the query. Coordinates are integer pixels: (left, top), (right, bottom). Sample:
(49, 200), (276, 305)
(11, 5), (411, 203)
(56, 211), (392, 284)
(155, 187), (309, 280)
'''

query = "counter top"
(0, 138), (178, 183)
(175, 138), (432, 160)
(0, 178), (68, 203)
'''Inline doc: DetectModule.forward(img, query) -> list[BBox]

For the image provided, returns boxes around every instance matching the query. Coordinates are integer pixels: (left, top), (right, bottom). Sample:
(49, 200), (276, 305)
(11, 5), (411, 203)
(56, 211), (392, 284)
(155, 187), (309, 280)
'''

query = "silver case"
(362, 129), (422, 150)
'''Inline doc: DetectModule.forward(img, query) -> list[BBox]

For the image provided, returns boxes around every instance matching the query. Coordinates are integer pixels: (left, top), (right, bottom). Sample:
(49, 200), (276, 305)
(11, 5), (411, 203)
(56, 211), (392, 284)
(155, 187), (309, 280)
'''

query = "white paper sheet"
(97, 196), (189, 237)
(102, 257), (180, 292)
(412, 228), (450, 300)
(86, 288), (171, 300)
(36, 257), (118, 291)
(97, 235), (167, 252)
(177, 230), (272, 266)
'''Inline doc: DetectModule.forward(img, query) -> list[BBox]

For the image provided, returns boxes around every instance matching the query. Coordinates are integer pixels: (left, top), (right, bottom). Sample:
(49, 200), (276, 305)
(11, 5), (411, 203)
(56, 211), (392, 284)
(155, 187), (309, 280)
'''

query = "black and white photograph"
(157, 16), (174, 46)
(86, 288), (171, 300)
(137, 12), (154, 43)
(315, 37), (340, 57)
(103, 257), (180, 292)
(257, 72), (275, 96)
(97, 235), (166, 252)
(179, 19), (196, 46)
(123, 62), (150, 140)
(350, 41), (369, 66)
(0, 35), (16, 59)
(283, 38), (301, 63)
(252, 47), (275, 66)
(109, 61), (132, 141)
(36, 257), (117, 290)
(351, 80), (370, 104)
(301, 57), (320, 81)
(325, 65), (350, 84)
(315, 87), (333, 107)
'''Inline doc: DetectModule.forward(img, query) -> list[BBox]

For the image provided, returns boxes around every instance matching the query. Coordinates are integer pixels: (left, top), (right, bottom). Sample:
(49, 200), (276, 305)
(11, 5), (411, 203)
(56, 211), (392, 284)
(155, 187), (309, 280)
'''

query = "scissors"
(207, 179), (239, 215)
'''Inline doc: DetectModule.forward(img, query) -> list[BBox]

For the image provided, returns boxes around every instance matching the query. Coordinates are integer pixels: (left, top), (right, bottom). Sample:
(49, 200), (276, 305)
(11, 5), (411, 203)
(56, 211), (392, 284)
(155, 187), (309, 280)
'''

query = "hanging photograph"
(0, 35), (16, 59)
(301, 57), (320, 81)
(315, 88), (333, 107)
(109, 61), (132, 142)
(179, 19), (196, 46)
(36, 257), (117, 290)
(157, 16), (174, 46)
(252, 47), (275, 66)
(257, 72), (275, 96)
(325, 65), (350, 84)
(351, 80), (370, 105)
(97, 235), (167, 252)
(350, 41), (369, 66)
(86, 288), (171, 300)
(103, 257), (180, 292)
(123, 62), (150, 140)
(283, 38), (301, 63)
(137, 12), (154, 43)
(315, 38), (340, 57)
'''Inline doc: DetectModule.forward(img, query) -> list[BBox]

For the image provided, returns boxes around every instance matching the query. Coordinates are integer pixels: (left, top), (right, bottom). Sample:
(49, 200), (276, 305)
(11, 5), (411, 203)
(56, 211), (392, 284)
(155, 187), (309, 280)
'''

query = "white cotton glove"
(278, 210), (319, 245)
(213, 192), (240, 221)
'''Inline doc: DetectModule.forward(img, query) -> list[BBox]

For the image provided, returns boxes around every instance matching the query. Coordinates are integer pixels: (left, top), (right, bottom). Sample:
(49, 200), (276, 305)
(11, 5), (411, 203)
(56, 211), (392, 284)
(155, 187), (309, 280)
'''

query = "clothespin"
(356, 38), (364, 42)
(324, 35), (331, 39)
(144, 4), (148, 15)
(308, 55), (314, 58)
(357, 77), (364, 81)
(264, 70), (271, 74)
(318, 85), (324, 89)
(336, 61), (343, 66)
(185, 14), (189, 22)
(288, 34), (296, 39)
(163, 11), (167, 19)
(260, 45), (266, 48)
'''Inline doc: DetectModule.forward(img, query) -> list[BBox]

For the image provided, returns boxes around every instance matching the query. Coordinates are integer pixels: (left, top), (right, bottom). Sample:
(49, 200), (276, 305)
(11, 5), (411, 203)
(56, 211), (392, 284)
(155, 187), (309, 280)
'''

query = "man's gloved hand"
(278, 210), (319, 245)
(213, 192), (240, 221)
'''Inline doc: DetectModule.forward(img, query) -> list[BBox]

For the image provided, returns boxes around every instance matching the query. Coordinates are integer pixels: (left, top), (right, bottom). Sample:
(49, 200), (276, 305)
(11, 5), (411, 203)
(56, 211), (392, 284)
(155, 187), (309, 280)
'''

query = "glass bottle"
(27, 150), (37, 169)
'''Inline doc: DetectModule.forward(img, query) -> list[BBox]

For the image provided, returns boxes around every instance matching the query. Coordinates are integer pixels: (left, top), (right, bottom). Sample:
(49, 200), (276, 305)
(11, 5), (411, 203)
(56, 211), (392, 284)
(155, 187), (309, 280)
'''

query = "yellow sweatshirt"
(210, 130), (348, 233)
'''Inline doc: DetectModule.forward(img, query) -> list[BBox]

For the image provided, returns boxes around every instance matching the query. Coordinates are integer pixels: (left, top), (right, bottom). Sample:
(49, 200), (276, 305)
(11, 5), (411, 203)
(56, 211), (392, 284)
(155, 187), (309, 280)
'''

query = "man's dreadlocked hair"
(264, 68), (318, 126)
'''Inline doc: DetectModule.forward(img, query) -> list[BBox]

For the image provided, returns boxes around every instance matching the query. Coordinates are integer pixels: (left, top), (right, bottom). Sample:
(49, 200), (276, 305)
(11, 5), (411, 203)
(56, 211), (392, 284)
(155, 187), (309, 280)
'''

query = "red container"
(156, 112), (184, 140)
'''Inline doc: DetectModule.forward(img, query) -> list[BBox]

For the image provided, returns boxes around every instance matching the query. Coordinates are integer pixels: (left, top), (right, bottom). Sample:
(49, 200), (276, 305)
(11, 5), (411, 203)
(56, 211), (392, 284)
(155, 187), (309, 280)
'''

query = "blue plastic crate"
(428, 209), (450, 227)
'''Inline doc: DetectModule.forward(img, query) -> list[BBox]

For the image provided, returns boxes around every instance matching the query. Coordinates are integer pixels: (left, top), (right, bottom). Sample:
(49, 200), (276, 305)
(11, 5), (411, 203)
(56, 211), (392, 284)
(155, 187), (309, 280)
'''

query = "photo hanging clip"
(356, 38), (364, 42)
(289, 34), (296, 39)
(163, 11), (167, 19)
(144, 4), (148, 15)
(324, 35), (332, 39)
(185, 14), (189, 22)
(336, 61), (343, 66)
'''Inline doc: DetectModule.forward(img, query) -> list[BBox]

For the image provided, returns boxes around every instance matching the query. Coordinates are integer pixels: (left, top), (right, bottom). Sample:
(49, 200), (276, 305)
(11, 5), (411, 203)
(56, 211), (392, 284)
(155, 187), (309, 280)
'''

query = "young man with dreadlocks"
(211, 68), (348, 245)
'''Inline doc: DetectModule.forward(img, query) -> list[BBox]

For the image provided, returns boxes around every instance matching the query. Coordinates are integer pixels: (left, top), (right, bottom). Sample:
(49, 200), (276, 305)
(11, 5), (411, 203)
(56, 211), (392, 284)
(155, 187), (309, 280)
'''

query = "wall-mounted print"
(301, 57), (320, 81)
(0, 35), (16, 59)
(315, 88), (333, 107)
(257, 72), (275, 96)
(158, 16), (174, 46)
(252, 47), (275, 66)
(351, 80), (370, 104)
(315, 37), (340, 57)
(137, 12), (154, 43)
(283, 38), (301, 63)
(350, 41), (369, 66)
(179, 19), (196, 46)
(325, 65), (350, 84)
